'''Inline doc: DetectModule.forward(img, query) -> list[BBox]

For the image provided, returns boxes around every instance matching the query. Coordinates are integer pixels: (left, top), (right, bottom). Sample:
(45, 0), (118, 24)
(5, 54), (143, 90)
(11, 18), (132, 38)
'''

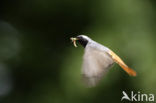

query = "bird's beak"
(70, 37), (78, 47)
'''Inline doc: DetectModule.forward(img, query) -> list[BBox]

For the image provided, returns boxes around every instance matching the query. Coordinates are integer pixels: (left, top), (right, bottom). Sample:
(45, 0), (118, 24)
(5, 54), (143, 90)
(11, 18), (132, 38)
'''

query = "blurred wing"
(82, 46), (114, 87)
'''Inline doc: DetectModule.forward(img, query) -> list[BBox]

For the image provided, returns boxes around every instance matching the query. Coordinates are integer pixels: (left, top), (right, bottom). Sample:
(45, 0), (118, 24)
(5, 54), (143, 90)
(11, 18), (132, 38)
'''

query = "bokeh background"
(0, 0), (156, 103)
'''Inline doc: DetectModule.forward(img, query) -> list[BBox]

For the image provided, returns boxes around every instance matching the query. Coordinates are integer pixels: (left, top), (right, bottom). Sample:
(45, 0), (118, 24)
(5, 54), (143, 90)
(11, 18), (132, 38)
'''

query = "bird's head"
(70, 35), (91, 48)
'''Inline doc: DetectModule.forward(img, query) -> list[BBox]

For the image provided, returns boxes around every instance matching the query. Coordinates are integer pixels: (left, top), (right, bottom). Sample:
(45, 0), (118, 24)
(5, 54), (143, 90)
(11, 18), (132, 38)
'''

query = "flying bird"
(70, 35), (136, 87)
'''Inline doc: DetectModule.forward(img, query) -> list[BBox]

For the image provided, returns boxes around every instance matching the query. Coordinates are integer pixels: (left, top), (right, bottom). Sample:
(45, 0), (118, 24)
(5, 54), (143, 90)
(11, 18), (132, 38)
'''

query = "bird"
(70, 35), (136, 87)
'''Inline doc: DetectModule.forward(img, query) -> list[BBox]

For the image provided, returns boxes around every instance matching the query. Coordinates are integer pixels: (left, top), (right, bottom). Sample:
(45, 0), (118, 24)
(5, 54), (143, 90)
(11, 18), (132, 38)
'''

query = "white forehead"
(80, 35), (91, 40)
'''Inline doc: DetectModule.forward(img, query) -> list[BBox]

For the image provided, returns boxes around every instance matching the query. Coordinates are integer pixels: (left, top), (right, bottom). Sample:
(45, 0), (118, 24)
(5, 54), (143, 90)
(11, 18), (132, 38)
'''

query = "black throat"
(78, 39), (88, 48)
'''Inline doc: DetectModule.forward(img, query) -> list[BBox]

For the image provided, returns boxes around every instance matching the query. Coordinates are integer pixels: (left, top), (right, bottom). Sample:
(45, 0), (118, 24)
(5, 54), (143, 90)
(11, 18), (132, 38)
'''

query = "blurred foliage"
(0, 0), (156, 103)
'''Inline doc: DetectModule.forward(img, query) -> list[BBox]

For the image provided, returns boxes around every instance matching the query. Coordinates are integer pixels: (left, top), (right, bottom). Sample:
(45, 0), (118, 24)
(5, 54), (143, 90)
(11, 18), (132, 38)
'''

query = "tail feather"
(108, 50), (137, 76)
(119, 63), (136, 76)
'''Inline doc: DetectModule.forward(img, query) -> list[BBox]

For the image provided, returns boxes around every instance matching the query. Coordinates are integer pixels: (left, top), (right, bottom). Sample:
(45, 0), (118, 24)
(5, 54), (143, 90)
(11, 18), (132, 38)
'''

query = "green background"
(0, 0), (156, 103)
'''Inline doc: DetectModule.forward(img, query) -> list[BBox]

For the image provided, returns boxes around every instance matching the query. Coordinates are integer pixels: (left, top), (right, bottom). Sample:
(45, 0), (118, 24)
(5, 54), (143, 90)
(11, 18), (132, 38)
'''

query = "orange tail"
(109, 50), (137, 76)
(118, 64), (136, 76)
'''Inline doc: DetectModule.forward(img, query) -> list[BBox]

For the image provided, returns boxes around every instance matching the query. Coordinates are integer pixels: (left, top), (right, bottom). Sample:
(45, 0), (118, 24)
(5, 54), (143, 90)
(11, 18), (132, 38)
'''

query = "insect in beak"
(70, 37), (78, 47)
